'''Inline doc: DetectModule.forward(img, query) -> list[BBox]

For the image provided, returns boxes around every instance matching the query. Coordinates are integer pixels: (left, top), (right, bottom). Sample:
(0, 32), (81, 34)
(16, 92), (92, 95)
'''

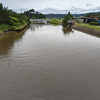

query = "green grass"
(0, 23), (28, 35)
(0, 24), (11, 32)
(49, 19), (62, 24)
(11, 23), (27, 31)
(0, 30), (4, 35)
(76, 23), (100, 31)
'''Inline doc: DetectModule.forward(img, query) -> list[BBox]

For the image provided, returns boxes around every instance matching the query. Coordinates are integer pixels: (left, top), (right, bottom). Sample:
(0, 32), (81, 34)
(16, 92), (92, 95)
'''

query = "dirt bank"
(72, 25), (100, 38)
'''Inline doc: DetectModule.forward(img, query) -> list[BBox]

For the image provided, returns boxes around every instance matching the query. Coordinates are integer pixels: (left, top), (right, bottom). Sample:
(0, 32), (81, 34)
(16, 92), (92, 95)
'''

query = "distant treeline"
(45, 14), (87, 18)
(46, 14), (66, 18)
(85, 13), (100, 20)
(45, 13), (100, 19)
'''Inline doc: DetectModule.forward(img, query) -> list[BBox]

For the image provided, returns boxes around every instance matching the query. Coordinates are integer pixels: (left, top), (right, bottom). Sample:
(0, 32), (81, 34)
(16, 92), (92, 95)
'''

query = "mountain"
(45, 14), (86, 18)
(45, 12), (100, 18)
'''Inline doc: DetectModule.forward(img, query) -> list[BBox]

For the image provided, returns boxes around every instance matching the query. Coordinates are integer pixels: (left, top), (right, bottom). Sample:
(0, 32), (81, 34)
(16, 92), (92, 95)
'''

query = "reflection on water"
(30, 24), (43, 32)
(0, 24), (100, 100)
(62, 27), (74, 35)
(0, 26), (29, 56)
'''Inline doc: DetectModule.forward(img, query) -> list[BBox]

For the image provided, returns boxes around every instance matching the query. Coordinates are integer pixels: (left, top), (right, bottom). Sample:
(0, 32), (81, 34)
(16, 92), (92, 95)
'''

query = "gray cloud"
(1, 0), (100, 14)
(38, 6), (100, 14)
(86, 4), (92, 7)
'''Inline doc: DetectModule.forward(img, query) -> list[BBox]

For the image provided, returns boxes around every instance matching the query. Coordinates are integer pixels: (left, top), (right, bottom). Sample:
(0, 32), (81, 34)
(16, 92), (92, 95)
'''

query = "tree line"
(24, 9), (46, 19)
(0, 3), (30, 26)
(85, 13), (100, 20)
(0, 3), (45, 26)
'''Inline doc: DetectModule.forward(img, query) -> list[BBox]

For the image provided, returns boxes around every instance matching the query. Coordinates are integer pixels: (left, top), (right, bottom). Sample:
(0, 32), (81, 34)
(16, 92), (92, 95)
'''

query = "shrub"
(50, 19), (59, 24)
(0, 24), (10, 32)
(10, 16), (19, 22)
(10, 26), (16, 30)
(89, 22), (100, 25)
(32, 17), (37, 19)
(62, 12), (74, 27)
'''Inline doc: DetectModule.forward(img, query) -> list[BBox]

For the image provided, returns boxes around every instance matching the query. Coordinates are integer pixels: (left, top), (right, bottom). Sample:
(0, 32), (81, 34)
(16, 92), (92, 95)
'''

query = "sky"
(0, 0), (100, 14)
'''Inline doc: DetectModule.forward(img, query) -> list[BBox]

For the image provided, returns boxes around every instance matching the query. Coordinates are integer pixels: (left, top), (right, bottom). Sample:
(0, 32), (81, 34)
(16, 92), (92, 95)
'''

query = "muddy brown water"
(0, 24), (100, 100)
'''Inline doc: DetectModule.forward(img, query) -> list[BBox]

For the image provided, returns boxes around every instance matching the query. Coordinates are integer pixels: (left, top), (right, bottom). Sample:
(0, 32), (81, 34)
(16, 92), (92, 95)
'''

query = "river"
(0, 24), (100, 100)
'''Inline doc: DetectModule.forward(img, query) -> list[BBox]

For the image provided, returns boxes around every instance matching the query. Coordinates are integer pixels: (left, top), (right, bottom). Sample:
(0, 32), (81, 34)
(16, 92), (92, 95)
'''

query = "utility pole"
(38, 12), (39, 19)
(20, 8), (23, 14)
(94, 8), (95, 13)
(66, 10), (68, 15)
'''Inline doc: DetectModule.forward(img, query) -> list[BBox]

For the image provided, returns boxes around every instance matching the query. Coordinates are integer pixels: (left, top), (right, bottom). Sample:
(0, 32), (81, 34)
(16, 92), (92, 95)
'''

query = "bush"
(10, 16), (19, 22)
(0, 24), (10, 32)
(76, 19), (81, 23)
(50, 19), (59, 24)
(32, 17), (36, 19)
(62, 12), (74, 27)
(89, 22), (100, 25)
(10, 26), (16, 30)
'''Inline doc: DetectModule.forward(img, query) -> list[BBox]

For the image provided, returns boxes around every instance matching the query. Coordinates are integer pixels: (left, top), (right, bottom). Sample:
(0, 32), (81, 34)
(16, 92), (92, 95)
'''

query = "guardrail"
(30, 19), (51, 22)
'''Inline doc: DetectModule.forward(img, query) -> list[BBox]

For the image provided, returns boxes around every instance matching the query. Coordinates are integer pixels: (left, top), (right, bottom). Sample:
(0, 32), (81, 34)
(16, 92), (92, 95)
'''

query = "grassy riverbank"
(75, 23), (100, 31)
(0, 30), (3, 35)
(49, 19), (62, 25)
(0, 23), (28, 35)
(0, 3), (30, 35)
(73, 23), (100, 37)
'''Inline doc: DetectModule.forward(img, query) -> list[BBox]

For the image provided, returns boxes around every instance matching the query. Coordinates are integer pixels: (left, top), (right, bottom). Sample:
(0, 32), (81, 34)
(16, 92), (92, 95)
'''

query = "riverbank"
(49, 19), (62, 25)
(0, 23), (30, 36)
(72, 23), (100, 37)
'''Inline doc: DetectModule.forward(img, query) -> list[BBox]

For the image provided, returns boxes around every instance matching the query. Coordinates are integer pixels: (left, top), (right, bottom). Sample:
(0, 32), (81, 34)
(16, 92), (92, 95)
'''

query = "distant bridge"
(30, 19), (50, 22)
(30, 19), (51, 22)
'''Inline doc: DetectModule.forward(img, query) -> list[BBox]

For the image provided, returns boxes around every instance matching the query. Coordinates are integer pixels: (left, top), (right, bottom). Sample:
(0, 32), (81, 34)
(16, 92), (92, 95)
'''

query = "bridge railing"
(30, 19), (51, 22)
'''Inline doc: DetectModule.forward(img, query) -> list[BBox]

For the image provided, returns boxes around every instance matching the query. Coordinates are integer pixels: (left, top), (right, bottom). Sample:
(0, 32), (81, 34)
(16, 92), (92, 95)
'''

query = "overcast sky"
(1, 0), (100, 14)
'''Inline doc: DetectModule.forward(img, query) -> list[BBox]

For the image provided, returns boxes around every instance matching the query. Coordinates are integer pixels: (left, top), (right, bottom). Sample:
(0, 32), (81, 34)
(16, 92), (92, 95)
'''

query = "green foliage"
(32, 17), (37, 19)
(0, 3), (29, 25)
(24, 9), (45, 19)
(76, 23), (100, 31)
(89, 22), (100, 25)
(0, 30), (3, 34)
(10, 16), (19, 22)
(76, 19), (80, 23)
(86, 13), (100, 20)
(0, 24), (11, 32)
(10, 26), (16, 30)
(62, 12), (73, 27)
(0, 3), (30, 33)
(50, 19), (59, 24)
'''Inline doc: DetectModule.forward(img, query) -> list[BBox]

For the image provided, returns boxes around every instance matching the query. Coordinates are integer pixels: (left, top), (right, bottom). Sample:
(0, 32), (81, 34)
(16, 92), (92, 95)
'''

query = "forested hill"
(45, 12), (100, 18)
(45, 14), (86, 18)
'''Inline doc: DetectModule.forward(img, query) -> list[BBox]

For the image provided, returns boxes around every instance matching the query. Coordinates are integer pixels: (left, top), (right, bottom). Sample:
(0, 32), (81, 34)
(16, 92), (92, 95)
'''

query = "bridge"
(30, 19), (51, 24)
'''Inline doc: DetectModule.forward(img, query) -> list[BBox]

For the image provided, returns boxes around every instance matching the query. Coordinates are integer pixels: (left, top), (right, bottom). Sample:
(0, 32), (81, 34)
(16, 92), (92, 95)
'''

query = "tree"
(23, 9), (45, 19)
(0, 3), (29, 25)
(62, 12), (73, 27)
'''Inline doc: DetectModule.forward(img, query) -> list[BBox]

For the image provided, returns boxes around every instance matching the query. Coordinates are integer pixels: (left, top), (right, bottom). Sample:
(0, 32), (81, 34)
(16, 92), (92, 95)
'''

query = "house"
(83, 17), (97, 23)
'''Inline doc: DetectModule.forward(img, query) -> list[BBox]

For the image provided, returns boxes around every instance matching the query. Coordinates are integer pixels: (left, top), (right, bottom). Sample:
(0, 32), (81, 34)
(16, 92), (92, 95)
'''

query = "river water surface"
(0, 24), (100, 100)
